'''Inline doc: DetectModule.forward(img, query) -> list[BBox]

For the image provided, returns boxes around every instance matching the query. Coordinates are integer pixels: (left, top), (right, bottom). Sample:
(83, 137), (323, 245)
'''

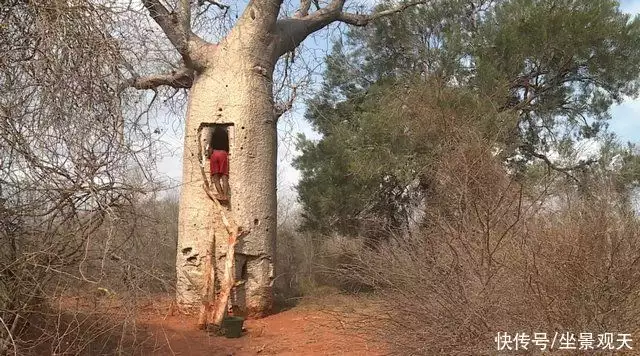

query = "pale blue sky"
(155, 0), (640, 205)
(602, 0), (640, 141)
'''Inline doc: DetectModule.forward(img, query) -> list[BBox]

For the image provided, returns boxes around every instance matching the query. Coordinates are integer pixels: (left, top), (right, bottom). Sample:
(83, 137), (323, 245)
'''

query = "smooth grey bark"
(132, 0), (426, 318)
(176, 32), (279, 316)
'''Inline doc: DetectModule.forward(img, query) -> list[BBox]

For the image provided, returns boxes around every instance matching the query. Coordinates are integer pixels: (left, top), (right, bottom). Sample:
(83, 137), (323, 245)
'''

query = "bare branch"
(274, 85), (298, 119)
(195, 129), (249, 328)
(524, 148), (597, 183)
(294, 0), (313, 18)
(198, 0), (230, 11)
(275, 0), (346, 56)
(338, 1), (426, 26)
(237, 0), (285, 30)
(178, 0), (191, 38)
(276, 0), (427, 56)
(141, 0), (189, 56)
(122, 67), (194, 91)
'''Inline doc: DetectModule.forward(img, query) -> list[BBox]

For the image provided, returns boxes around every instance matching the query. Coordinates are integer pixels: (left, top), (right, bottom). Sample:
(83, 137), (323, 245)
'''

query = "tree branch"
(338, 0), (425, 26)
(274, 85), (298, 119)
(276, 0), (426, 56)
(195, 129), (249, 328)
(121, 67), (194, 91)
(529, 150), (595, 172)
(525, 148), (597, 183)
(198, 0), (230, 11)
(294, 0), (313, 18)
(236, 0), (285, 31)
(178, 0), (191, 38)
(141, 0), (189, 57)
(275, 0), (349, 56)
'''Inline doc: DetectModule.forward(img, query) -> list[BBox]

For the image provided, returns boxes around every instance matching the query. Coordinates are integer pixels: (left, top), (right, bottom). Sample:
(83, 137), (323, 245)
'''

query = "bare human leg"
(212, 173), (224, 200)
(221, 174), (230, 200)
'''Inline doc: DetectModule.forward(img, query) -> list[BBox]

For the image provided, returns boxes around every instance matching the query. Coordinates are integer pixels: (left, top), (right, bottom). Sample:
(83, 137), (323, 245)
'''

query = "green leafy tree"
(296, 0), (640, 237)
(475, 0), (640, 161)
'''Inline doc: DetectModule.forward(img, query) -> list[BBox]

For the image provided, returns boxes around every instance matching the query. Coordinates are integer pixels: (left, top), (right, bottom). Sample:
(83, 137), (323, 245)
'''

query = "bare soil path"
(136, 298), (386, 356)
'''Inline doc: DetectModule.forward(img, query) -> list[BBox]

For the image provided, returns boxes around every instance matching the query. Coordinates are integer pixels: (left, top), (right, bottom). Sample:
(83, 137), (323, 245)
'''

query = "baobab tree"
(125, 0), (424, 317)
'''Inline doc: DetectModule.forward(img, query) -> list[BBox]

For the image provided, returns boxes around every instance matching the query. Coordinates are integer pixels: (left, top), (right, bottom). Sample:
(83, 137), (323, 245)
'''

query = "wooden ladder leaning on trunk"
(196, 130), (249, 330)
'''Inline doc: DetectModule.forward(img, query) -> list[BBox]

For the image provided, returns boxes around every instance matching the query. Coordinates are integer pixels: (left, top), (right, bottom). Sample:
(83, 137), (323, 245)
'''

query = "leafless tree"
(112, 0), (427, 318)
(1, 0), (172, 352)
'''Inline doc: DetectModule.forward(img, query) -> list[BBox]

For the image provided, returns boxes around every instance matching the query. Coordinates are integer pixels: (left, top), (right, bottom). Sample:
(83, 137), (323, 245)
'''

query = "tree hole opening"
(181, 247), (192, 255)
(254, 219), (259, 226)
(208, 126), (229, 153)
(199, 123), (234, 159)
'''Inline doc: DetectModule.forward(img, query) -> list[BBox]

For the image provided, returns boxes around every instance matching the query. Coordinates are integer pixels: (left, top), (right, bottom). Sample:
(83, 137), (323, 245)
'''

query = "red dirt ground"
(136, 299), (386, 356)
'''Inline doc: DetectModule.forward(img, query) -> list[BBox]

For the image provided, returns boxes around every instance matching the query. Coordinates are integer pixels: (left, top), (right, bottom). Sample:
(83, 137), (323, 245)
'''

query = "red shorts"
(210, 150), (229, 176)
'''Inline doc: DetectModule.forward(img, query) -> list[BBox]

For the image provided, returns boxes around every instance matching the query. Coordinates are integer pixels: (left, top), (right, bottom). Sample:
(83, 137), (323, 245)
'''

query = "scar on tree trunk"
(196, 129), (248, 330)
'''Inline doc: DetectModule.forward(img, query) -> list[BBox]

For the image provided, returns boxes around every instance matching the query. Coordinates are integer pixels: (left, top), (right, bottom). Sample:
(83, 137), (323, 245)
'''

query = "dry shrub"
(275, 223), (370, 303)
(0, 194), (179, 355)
(526, 186), (640, 333)
(336, 133), (640, 354)
(316, 234), (370, 292)
(0, 0), (182, 353)
(275, 226), (317, 304)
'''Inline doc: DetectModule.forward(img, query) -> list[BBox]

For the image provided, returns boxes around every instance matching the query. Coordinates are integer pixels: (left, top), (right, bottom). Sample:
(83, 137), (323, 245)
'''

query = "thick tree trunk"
(136, 0), (422, 323)
(176, 40), (277, 317)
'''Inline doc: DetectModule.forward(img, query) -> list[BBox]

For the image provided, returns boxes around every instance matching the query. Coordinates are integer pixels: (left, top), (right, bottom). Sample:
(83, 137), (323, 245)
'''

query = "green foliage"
(345, 0), (477, 81)
(474, 0), (640, 153)
(295, 81), (398, 236)
(296, 0), (640, 236)
(295, 79), (517, 237)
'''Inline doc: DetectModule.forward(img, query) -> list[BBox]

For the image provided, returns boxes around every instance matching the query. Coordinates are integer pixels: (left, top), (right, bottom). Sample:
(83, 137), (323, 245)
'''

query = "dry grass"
(323, 134), (640, 355)
(0, 197), (179, 355)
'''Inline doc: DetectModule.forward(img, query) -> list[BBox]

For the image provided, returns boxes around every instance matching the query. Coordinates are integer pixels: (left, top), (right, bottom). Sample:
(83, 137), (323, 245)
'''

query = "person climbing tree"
(208, 126), (230, 201)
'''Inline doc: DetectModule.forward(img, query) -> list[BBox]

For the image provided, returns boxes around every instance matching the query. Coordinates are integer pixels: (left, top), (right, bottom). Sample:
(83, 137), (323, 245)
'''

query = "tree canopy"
(296, 0), (640, 238)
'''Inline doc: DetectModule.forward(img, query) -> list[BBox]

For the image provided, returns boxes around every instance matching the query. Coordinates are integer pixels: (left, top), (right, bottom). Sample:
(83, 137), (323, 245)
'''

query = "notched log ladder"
(196, 130), (249, 330)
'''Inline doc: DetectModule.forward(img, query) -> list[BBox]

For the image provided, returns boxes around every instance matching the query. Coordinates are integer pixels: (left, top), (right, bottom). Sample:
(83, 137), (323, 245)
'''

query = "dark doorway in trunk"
(200, 123), (234, 161)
